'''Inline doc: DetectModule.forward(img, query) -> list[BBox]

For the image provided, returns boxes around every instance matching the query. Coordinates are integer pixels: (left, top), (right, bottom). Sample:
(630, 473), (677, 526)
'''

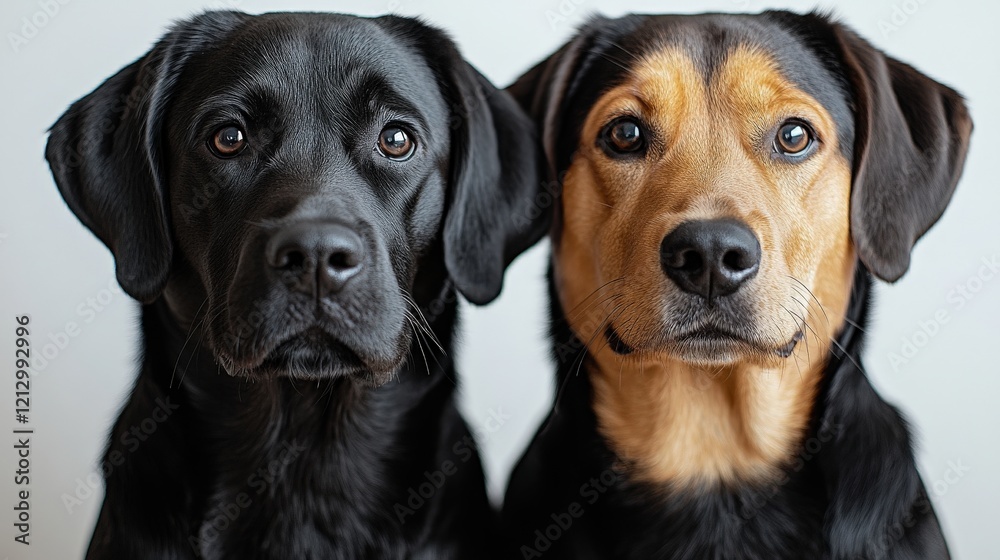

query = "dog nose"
(266, 222), (365, 297)
(660, 219), (761, 301)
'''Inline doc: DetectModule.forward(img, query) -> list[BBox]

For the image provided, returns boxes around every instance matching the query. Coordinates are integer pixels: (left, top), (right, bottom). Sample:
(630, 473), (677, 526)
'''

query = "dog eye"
(376, 126), (415, 161)
(600, 117), (646, 156)
(209, 125), (247, 158)
(774, 120), (814, 157)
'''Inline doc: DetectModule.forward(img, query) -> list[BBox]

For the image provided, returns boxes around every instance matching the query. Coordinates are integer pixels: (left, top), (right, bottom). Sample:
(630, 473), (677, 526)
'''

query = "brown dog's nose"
(660, 219), (761, 302)
(266, 222), (365, 297)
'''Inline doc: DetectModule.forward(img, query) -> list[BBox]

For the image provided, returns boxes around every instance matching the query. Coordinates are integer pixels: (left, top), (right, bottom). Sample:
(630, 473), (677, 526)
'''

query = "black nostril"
(676, 249), (704, 272)
(266, 222), (366, 298)
(722, 248), (752, 272)
(660, 219), (761, 301)
(276, 248), (306, 271)
(328, 249), (359, 271)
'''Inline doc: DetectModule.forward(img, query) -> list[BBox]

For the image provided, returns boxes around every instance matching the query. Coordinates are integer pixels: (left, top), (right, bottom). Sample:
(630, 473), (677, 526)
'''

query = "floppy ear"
(507, 16), (633, 183)
(45, 11), (246, 303)
(506, 16), (645, 250)
(377, 17), (550, 305)
(507, 40), (589, 183)
(441, 64), (549, 304)
(832, 24), (972, 282)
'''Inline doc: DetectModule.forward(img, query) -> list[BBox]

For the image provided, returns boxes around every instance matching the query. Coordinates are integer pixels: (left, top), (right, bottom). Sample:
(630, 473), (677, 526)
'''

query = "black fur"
(502, 11), (970, 560)
(46, 11), (545, 559)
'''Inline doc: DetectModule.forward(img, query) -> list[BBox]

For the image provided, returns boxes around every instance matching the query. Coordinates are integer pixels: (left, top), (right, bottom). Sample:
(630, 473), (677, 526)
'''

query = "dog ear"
(507, 39), (590, 183)
(831, 24), (972, 282)
(506, 16), (644, 251)
(378, 17), (550, 305)
(508, 16), (637, 182)
(440, 63), (549, 305)
(45, 11), (246, 303)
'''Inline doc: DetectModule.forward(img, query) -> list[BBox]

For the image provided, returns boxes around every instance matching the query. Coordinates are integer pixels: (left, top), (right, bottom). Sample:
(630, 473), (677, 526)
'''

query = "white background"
(0, 0), (996, 558)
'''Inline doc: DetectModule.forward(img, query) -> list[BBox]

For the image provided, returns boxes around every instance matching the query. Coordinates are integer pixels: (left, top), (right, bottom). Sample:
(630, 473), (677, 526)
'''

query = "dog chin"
(669, 338), (756, 366)
(223, 333), (401, 384)
(667, 330), (803, 367)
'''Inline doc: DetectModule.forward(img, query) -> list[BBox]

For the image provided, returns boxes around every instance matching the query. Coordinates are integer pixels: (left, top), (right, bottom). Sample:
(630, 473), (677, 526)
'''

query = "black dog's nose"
(660, 219), (761, 301)
(267, 223), (365, 297)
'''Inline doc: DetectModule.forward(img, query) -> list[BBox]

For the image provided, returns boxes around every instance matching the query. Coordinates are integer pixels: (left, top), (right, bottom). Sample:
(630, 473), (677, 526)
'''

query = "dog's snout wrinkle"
(267, 222), (365, 298)
(660, 219), (761, 302)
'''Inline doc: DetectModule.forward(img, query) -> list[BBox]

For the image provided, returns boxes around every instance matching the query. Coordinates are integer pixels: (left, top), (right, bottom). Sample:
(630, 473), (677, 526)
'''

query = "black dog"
(47, 11), (545, 559)
(502, 12), (970, 560)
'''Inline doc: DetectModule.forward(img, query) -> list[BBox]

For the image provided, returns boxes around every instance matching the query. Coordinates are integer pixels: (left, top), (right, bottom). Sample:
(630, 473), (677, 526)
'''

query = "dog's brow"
(338, 72), (429, 130)
(188, 89), (281, 139)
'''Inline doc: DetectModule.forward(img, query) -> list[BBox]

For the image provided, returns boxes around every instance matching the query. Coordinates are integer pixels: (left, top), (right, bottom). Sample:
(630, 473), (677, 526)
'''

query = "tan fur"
(555, 46), (857, 486)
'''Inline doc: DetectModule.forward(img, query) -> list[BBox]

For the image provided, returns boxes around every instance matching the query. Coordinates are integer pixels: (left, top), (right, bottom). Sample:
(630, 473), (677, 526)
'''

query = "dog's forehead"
(571, 13), (854, 157)
(236, 14), (434, 80)
(179, 14), (447, 124)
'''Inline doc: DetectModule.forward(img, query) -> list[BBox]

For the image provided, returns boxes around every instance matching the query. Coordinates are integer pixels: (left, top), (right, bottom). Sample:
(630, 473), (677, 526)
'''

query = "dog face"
(47, 12), (545, 383)
(559, 43), (858, 367)
(515, 12), (972, 369)
(512, 12), (971, 483)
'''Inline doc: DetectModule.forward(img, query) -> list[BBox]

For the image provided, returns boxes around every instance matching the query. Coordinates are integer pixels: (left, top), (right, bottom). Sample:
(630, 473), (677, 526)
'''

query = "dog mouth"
(604, 322), (804, 361)
(218, 324), (404, 381)
(257, 327), (367, 378)
(211, 282), (413, 382)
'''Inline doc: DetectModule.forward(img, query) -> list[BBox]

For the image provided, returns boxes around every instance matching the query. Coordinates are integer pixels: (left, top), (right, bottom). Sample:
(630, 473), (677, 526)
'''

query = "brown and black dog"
(502, 11), (971, 560)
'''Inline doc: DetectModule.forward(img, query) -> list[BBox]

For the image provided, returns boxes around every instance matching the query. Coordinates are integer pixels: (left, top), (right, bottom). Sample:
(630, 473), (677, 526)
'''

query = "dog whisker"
(564, 277), (625, 319)
(598, 303), (636, 354)
(181, 303), (231, 385)
(405, 315), (432, 376)
(777, 305), (810, 365)
(595, 50), (632, 73)
(788, 275), (830, 328)
(401, 290), (445, 354)
(169, 297), (211, 389)
(606, 39), (642, 64)
(548, 300), (628, 421)
(841, 317), (868, 333)
(828, 336), (870, 378)
(603, 304), (638, 389)
(576, 305), (622, 375)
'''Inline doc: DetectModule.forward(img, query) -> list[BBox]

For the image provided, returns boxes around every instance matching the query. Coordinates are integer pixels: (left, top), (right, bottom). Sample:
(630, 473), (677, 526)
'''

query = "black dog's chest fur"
(502, 269), (949, 560)
(193, 384), (416, 559)
(85, 300), (493, 560)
